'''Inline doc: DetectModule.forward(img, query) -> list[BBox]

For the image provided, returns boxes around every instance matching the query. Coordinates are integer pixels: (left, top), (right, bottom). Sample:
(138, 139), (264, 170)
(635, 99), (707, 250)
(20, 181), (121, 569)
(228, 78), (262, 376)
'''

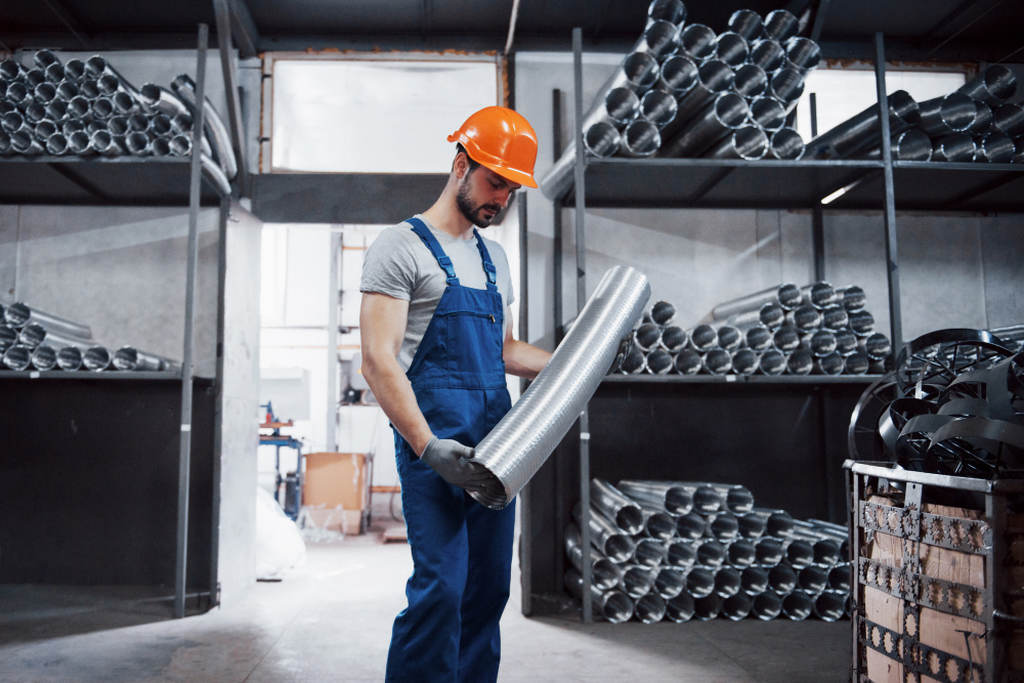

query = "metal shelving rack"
(538, 26), (1024, 623)
(0, 17), (242, 617)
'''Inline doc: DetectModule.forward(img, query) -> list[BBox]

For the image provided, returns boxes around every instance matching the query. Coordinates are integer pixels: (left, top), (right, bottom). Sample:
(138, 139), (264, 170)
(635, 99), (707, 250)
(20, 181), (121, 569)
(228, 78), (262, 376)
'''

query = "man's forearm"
(363, 356), (434, 455)
(503, 339), (552, 379)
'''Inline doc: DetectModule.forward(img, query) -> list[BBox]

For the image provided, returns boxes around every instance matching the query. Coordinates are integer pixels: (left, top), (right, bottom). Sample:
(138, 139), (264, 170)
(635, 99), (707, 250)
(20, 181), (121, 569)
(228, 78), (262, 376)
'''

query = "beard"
(456, 175), (501, 228)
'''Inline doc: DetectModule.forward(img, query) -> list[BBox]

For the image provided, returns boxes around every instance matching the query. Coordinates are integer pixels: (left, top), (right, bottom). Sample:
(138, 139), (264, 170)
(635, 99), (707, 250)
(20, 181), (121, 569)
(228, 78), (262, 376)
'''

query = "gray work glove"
(419, 437), (492, 492)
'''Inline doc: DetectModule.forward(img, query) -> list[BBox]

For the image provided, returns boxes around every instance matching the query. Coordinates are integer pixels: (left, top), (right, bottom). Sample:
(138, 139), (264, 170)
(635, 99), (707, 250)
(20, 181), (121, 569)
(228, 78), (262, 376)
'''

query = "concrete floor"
(0, 529), (851, 682)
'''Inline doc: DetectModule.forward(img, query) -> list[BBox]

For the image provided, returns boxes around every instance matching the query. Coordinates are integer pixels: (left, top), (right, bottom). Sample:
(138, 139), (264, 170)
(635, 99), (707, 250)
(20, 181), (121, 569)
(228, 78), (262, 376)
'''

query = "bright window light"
(794, 68), (967, 142)
(271, 58), (500, 173)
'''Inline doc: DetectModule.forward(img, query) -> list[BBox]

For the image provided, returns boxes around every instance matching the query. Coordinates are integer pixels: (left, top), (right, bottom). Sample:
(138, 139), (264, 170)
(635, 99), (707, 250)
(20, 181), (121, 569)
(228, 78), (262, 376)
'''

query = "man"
(359, 106), (552, 682)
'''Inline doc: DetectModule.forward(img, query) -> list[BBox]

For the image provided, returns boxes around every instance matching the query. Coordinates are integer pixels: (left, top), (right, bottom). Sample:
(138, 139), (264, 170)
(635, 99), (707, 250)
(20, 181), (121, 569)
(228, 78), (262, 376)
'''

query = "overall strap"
(472, 229), (499, 292)
(407, 216), (459, 286)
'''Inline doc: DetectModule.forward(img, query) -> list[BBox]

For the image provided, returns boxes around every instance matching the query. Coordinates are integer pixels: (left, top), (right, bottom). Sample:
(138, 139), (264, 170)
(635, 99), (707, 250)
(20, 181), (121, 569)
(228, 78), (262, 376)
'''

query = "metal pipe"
(752, 590), (783, 620)
(704, 511), (740, 541)
(659, 325), (688, 352)
(802, 281), (837, 309)
(565, 523), (624, 591)
(664, 59), (734, 137)
(30, 344), (57, 371)
(656, 55), (699, 98)
(34, 81), (57, 104)
(755, 537), (784, 565)
(732, 63), (767, 98)
(758, 348), (786, 375)
(714, 32), (749, 67)
(993, 103), (1024, 137)
(84, 55), (143, 101)
(201, 153), (233, 196)
(782, 590), (814, 621)
(0, 325), (15, 351)
(83, 345), (112, 371)
(808, 329), (838, 357)
(727, 539), (756, 567)
(742, 566), (769, 596)
(821, 304), (849, 332)
(44, 99), (68, 122)
(731, 348), (758, 375)
(128, 113), (150, 132)
(3, 345), (31, 371)
(79, 78), (101, 99)
(674, 348), (702, 375)
(722, 593), (753, 621)
(974, 132), (1015, 162)
(837, 285), (865, 312)
(112, 346), (179, 372)
(706, 124), (768, 160)
(618, 479), (695, 515)
(6, 81), (32, 108)
(716, 325), (742, 351)
(814, 590), (848, 622)
(666, 539), (697, 568)
(762, 9), (798, 42)
(45, 133), (68, 155)
(805, 90), (919, 159)
(139, 83), (192, 119)
(0, 59), (24, 80)
(798, 565), (829, 594)
(620, 564), (657, 599)
(654, 566), (686, 599)
(647, 0), (686, 26)
(814, 352), (845, 377)
(645, 348), (673, 374)
(784, 538), (815, 568)
(10, 127), (43, 154)
(125, 131), (152, 156)
(970, 101), (993, 134)
(714, 566), (742, 598)
(639, 89), (677, 130)
(702, 348), (733, 375)
(675, 511), (707, 540)
(728, 9), (763, 40)
(661, 92), (749, 157)
(848, 309), (874, 336)
(767, 66), (804, 108)
(693, 594), (723, 621)
(643, 509), (677, 541)
(957, 64), (1017, 105)
(772, 324), (801, 351)
(3, 302), (93, 338)
(932, 133), (976, 161)
(96, 73), (120, 96)
(834, 328), (859, 356)
(768, 564), (797, 594)
(729, 301), (785, 330)
(844, 350), (870, 375)
(564, 569), (634, 624)
(112, 90), (137, 115)
(539, 120), (621, 200)
(57, 346), (83, 371)
(782, 36), (821, 73)
(633, 537), (667, 567)
(737, 511), (767, 539)
(63, 58), (85, 81)
(91, 130), (125, 156)
(108, 116), (130, 136)
(33, 120), (58, 142)
(618, 344), (646, 374)
(572, 502), (636, 563)
(748, 39), (785, 72)
(786, 348), (814, 375)
(652, 300), (676, 324)
(634, 593), (667, 624)
(770, 127), (805, 160)
(679, 24), (717, 62)
(919, 93), (978, 137)
(712, 283), (801, 320)
(635, 20), (681, 61)
(617, 118), (660, 157)
(749, 96), (785, 131)
(665, 592), (695, 623)
(171, 73), (238, 179)
(861, 332), (891, 360)
(744, 324), (772, 351)
(91, 96), (116, 120)
(828, 563), (851, 592)
(635, 322), (661, 351)
(25, 68), (46, 87)
(752, 508), (795, 538)
(591, 479), (644, 534)
(696, 539), (727, 569)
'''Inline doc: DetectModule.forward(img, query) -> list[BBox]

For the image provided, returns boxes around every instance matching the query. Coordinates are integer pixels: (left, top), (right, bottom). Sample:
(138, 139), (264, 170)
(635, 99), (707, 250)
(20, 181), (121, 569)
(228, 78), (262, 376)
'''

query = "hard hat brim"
(477, 159), (538, 188)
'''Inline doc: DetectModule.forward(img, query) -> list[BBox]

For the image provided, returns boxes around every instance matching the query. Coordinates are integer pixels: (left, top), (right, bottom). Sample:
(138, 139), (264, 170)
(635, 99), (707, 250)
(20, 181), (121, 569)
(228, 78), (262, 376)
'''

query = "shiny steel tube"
(702, 348), (733, 375)
(704, 511), (740, 541)
(767, 66), (804, 108)
(829, 563), (852, 592)
(742, 567), (770, 596)
(755, 537), (785, 566)
(3, 345), (32, 371)
(18, 323), (46, 348)
(786, 348), (814, 375)
(762, 9), (798, 42)
(732, 63), (767, 98)
(643, 509), (677, 541)
(861, 332), (891, 361)
(654, 566), (686, 599)
(712, 283), (801, 320)
(749, 96), (785, 131)
(688, 323), (717, 352)
(802, 281), (837, 309)
(844, 350), (870, 375)
(731, 348), (759, 375)
(758, 348), (786, 375)
(10, 127), (43, 154)
(30, 344), (58, 371)
(139, 83), (192, 119)
(639, 89), (678, 129)
(714, 32), (749, 67)
(635, 20), (681, 61)
(665, 593), (695, 623)
(67, 130), (93, 155)
(686, 566), (716, 599)
(919, 93), (977, 137)
(971, 101), (994, 134)
(798, 565), (829, 594)
(783, 537), (815, 568)
(714, 567), (742, 598)
(722, 593), (753, 621)
(674, 348), (702, 375)
(620, 564), (657, 599)
(716, 325), (742, 351)
(848, 309), (874, 336)
(782, 37), (821, 73)
(112, 346), (178, 372)
(748, 39), (785, 72)
(591, 479), (644, 534)
(666, 539), (697, 568)
(0, 59), (24, 80)
(644, 347), (671, 374)
(34, 119), (57, 141)
(957, 64), (1018, 105)
(169, 134), (193, 157)
(837, 285), (865, 311)
(994, 103), (1024, 137)
(656, 55), (699, 98)
(618, 345), (646, 374)
(659, 325), (688, 352)
(171, 73), (237, 179)
(805, 90), (919, 159)
(91, 130), (124, 156)
(975, 132), (1015, 163)
(753, 508), (795, 538)
(201, 153), (233, 197)
(634, 593), (667, 624)
(727, 539), (756, 567)
(813, 351), (844, 377)
(752, 590), (783, 620)
(633, 537), (668, 567)
(782, 590), (814, 621)
(728, 9), (763, 40)
(744, 324), (772, 351)
(787, 304), (822, 332)
(834, 328), (859, 356)
(821, 304), (849, 332)
(772, 325), (800, 352)
(696, 483), (753, 513)
(83, 345), (112, 371)
(618, 479), (695, 515)
(679, 24), (717, 62)
(675, 511), (708, 540)
(661, 92), (749, 157)
(617, 119), (660, 157)
(57, 346), (83, 371)
(84, 55), (143, 100)
(3, 303), (92, 338)
(647, 0), (686, 26)
(665, 59), (734, 137)
(892, 128), (933, 160)
(706, 124), (768, 160)
(125, 131), (152, 156)
(814, 590), (848, 622)
(729, 302), (785, 330)
(697, 539), (726, 568)
(737, 511), (767, 539)
(573, 502), (636, 563)
(693, 594), (723, 621)
(539, 119), (624, 200)
(565, 524), (623, 591)
(635, 322), (661, 351)
(770, 127), (804, 160)
(564, 569), (634, 624)
(932, 133), (976, 162)
(808, 329), (838, 357)
(769, 564), (797, 595)
(45, 133), (68, 155)
(0, 325), (16, 350)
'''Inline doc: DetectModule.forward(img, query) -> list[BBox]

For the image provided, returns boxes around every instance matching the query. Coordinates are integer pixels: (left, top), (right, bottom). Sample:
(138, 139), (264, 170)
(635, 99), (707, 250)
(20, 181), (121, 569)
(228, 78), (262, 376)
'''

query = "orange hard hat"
(447, 106), (539, 188)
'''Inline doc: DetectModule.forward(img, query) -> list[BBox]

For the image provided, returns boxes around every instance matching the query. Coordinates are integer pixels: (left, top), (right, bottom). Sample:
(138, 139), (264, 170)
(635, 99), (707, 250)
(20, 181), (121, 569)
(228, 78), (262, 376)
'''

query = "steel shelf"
(603, 373), (884, 385)
(0, 370), (183, 381)
(0, 156), (225, 206)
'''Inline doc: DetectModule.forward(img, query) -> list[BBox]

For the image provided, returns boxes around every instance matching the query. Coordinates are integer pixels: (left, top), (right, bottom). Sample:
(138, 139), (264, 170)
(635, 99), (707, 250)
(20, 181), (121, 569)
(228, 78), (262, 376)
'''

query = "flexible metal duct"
(707, 125), (769, 160)
(674, 348), (702, 375)
(752, 590), (783, 620)
(620, 564), (657, 599)
(633, 537), (668, 567)
(769, 564), (797, 595)
(564, 569), (634, 624)
(731, 348), (759, 375)
(661, 92), (749, 158)
(591, 479), (644, 534)
(727, 539), (756, 567)
(878, 127), (933, 161)
(732, 63), (768, 98)
(957, 64), (1017, 105)
(932, 133), (976, 162)
(642, 509), (677, 541)
(639, 90), (678, 130)
(702, 348), (733, 375)
(783, 37), (821, 73)
(564, 523), (623, 591)
(722, 593), (753, 621)
(689, 324), (718, 352)
(201, 153), (233, 197)
(634, 592), (667, 624)
(970, 101), (994, 134)
(975, 132), (1015, 163)
(656, 55), (699, 98)
(742, 566), (770, 596)
(728, 9), (763, 40)
(654, 566), (686, 599)
(666, 539), (697, 568)
(772, 325), (800, 352)
(679, 24), (717, 61)
(618, 479), (694, 515)
(686, 566), (716, 598)
(993, 103), (1024, 137)
(659, 325), (688, 353)
(805, 91), (920, 159)
(714, 567), (742, 599)
(762, 9), (798, 42)
(675, 511), (708, 540)
(693, 594), (723, 621)
(704, 511), (740, 541)
(769, 127), (805, 160)
(664, 59), (734, 138)
(714, 32), (749, 66)
(782, 590), (815, 621)
(713, 283), (801, 320)
(919, 93), (978, 137)
(758, 348), (787, 375)
(3, 345), (32, 370)
(647, 0), (686, 26)
(171, 73), (237, 179)
(572, 503), (636, 563)
(716, 325), (742, 351)
(618, 119), (661, 157)
(697, 539), (727, 568)
(665, 593), (695, 623)
(744, 325), (772, 351)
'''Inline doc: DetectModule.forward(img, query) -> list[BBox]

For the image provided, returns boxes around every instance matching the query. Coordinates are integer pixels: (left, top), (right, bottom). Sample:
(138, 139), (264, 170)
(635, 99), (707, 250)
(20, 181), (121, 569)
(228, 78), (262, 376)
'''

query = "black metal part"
(213, 0), (249, 196)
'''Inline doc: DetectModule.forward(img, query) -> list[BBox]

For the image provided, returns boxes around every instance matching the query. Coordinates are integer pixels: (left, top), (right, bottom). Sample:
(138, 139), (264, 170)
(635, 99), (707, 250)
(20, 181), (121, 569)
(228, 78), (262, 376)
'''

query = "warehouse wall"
(515, 52), (1024, 349)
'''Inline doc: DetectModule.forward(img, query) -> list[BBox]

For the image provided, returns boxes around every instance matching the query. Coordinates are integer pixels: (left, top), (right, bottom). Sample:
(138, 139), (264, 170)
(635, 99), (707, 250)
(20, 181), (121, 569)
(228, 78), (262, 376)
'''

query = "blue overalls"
(385, 217), (515, 683)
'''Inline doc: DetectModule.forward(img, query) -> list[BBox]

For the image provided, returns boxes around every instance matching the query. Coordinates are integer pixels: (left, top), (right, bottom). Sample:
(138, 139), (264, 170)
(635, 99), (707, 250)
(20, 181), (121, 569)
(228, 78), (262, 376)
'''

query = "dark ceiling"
(1, 0), (1023, 62)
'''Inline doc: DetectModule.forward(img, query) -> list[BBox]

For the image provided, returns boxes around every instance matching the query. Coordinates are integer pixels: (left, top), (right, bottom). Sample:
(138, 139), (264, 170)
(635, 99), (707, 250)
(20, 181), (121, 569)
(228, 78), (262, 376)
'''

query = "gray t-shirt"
(360, 215), (514, 371)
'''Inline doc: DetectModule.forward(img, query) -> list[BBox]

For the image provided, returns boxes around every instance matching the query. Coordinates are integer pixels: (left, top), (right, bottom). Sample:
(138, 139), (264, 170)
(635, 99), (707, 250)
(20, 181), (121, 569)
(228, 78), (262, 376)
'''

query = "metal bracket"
(860, 500), (991, 554)
(859, 557), (990, 621)
(861, 616), (984, 683)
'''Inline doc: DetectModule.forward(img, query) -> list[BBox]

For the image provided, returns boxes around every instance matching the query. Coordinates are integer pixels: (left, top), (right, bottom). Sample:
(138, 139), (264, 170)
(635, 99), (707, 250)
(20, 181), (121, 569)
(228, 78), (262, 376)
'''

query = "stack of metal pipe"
(805, 65), (1023, 163)
(566, 478), (851, 623)
(540, 3), (820, 198)
(0, 300), (180, 373)
(615, 282), (890, 376)
(0, 50), (235, 194)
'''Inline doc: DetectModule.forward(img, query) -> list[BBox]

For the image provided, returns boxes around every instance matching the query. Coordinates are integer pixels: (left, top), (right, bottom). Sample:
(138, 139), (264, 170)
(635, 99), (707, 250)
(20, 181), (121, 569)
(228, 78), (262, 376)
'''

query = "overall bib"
(385, 217), (515, 683)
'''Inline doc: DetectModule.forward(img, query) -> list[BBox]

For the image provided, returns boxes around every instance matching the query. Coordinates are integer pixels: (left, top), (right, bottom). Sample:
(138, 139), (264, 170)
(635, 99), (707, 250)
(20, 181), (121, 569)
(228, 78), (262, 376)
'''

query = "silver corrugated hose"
(564, 524), (623, 591)
(469, 266), (649, 509)
(171, 73), (238, 179)
(564, 569), (634, 624)
(591, 479), (645, 534)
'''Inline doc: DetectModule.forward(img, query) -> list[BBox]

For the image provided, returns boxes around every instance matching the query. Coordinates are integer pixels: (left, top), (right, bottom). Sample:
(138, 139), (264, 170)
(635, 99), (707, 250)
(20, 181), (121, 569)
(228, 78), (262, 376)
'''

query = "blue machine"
(259, 401), (304, 520)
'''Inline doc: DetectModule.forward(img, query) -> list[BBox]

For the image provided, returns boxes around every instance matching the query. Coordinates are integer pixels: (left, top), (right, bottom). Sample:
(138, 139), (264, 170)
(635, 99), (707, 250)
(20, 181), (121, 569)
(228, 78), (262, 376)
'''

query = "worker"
(359, 106), (552, 682)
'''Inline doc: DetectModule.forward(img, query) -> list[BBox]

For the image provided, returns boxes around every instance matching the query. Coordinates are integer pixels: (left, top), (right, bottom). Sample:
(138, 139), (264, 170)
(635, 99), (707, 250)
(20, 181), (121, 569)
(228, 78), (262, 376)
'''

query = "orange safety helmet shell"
(447, 106), (539, 188)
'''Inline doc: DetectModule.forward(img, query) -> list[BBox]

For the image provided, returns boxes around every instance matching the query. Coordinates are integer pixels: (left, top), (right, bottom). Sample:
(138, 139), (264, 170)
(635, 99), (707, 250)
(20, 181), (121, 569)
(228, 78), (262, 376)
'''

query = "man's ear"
(453, 152), (470, 180)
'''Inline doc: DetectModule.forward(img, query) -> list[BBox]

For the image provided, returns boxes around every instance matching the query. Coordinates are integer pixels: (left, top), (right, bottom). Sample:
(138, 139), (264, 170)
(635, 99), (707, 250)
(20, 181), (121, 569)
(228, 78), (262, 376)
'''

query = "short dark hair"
(455, 143), (481, 172)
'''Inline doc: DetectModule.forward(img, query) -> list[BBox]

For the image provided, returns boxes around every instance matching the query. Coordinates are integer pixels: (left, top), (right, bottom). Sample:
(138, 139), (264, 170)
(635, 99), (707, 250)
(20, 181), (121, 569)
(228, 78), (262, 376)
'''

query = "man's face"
(455, 160), (521, 228)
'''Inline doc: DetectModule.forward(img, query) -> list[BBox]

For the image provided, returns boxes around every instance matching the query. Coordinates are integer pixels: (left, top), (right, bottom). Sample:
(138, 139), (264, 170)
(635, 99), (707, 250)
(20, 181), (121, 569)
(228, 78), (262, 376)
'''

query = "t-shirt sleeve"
(490, 240), (515, 308)
(360, 227), (418, 301)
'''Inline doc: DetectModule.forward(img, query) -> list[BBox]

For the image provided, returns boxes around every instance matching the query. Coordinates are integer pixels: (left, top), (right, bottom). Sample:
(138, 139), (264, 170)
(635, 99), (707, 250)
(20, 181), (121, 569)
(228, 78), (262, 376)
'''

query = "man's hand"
(419, 437), (494, 492)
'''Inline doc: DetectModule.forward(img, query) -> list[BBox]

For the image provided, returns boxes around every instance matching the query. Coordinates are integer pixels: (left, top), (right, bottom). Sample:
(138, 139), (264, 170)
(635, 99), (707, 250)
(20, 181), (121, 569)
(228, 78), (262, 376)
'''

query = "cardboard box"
(303, 452), (368, 511)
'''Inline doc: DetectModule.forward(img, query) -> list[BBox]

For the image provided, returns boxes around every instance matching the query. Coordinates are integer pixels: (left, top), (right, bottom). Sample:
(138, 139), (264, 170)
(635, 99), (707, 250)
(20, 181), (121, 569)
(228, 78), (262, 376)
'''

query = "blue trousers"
(385, 440), (516, 682)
